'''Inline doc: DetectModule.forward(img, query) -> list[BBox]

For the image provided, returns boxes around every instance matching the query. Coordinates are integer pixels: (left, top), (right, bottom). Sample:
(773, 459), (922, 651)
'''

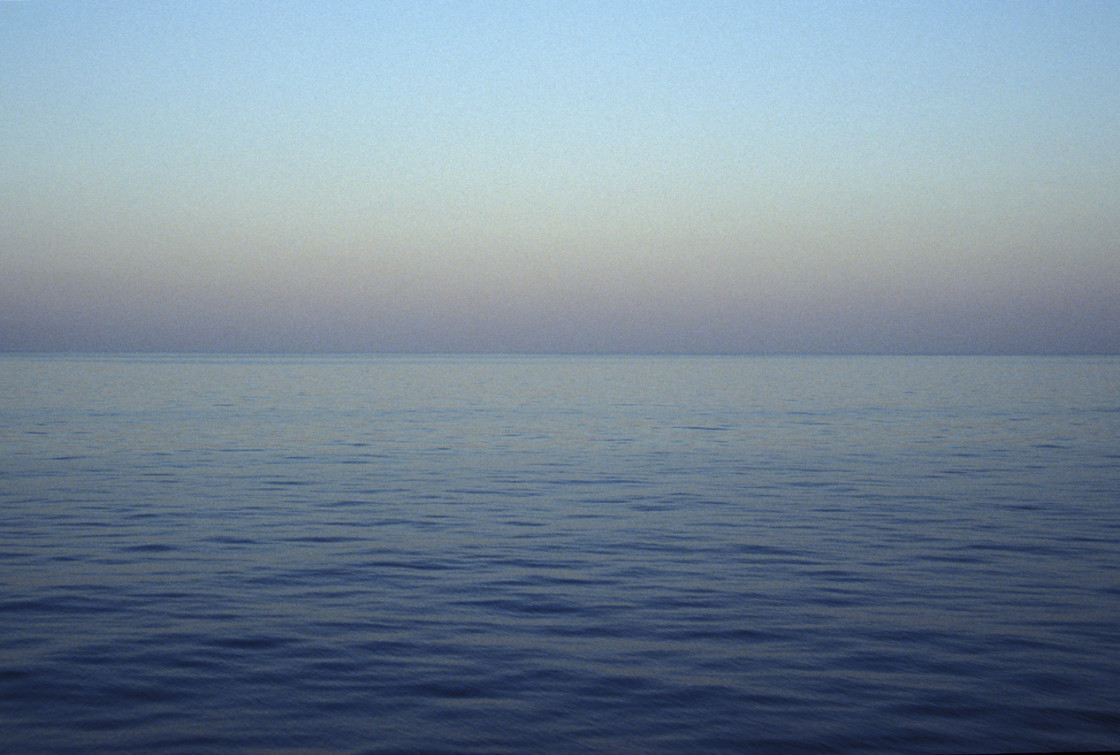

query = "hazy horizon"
(3, 2), (1119, 354)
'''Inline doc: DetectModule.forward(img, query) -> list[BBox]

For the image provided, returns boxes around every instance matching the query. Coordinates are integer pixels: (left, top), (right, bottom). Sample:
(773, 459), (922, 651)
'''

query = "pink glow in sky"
(3, 1), (1118, 352)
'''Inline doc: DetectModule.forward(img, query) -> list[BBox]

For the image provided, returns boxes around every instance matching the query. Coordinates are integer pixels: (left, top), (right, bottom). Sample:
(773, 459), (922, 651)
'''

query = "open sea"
(1, 353), (1118, 754)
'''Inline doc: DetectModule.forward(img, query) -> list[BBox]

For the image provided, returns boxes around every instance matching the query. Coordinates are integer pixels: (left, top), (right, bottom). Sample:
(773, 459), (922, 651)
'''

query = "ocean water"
(1, 353), (1118, 754)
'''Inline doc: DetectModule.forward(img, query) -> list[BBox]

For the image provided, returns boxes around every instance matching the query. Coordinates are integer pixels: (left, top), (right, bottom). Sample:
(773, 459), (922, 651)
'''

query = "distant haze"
(3, 1), (1118, 353)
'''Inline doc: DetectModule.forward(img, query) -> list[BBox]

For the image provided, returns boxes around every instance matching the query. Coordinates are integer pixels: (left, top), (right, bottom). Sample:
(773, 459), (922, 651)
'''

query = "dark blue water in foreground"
(2, 354), (1119, 754)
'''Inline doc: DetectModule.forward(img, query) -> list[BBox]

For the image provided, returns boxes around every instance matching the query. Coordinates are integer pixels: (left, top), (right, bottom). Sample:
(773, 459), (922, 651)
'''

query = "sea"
(2, 353), (1118, 754)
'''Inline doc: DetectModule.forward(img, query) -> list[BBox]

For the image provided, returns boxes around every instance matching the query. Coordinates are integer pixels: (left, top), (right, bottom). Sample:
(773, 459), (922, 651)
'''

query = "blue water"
(2, 354), (1119, 753)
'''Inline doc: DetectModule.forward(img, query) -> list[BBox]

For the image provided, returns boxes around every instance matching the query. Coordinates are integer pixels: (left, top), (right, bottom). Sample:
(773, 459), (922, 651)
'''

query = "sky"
(2, 1), (1118, 353)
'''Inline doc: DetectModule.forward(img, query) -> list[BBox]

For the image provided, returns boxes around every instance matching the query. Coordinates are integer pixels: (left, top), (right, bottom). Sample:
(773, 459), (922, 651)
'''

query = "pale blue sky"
(2, 1), (1118, 352)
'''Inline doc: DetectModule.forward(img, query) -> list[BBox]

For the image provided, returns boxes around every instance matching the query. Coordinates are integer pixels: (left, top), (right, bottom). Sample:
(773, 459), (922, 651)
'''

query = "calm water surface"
(2, 354), (1119, 753)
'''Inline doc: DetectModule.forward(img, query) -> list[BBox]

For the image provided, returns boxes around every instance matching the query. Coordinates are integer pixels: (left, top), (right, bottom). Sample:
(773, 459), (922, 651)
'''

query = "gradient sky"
(3, 1), (1118, 353)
